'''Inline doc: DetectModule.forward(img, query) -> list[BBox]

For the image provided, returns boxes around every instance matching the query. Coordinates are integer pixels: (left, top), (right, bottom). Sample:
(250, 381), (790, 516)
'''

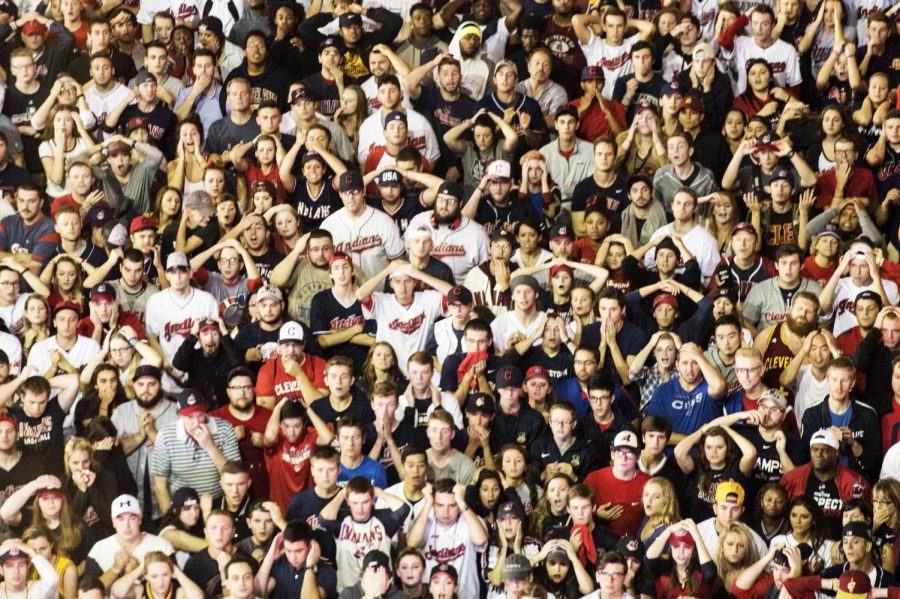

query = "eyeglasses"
(109, 347), (132, 355)
(873, 499), (893, 507)
(228, 384), (254, 391)
(218, 257), (240, 265)
(599, 571), (626, 579)
(550, 420), (574, 427)
(835, 149), (857, 156)
(758, 404), (784, 413)
(735, 367), (762, 375)
(614, 449), (638, 458)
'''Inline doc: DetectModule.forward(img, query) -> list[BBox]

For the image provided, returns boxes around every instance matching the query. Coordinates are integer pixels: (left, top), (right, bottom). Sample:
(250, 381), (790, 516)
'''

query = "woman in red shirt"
(646, 521), (717, 599)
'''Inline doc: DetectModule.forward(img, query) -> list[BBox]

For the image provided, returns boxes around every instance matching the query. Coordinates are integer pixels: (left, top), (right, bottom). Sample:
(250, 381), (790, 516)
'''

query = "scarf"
(457, 351), (489, 389)
(571, 523), (597, 566)
(620, 200), (668, 247)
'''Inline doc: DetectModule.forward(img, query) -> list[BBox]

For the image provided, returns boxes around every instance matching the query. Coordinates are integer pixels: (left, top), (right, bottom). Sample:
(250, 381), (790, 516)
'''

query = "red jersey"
(801, 255), (837, 287)
(881, 398), (900, 455)
(568, 98), (626, 141)
(265, 428), (318, 510)
(572, 237), (600, 265)
(836, 326), (866, 391)
(77, 312), (147, 340)
(210, 404), (273, 499)
(583, 468), (650, 536)
(816, 167), (878, 209)
(245, 163), (287, 204)
(256, 354), (326, 403)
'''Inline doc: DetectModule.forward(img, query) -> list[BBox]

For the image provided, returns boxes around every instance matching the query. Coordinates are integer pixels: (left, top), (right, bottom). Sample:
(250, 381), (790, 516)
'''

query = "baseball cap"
(88, 204), (112, 229)
(549, 264), (574, 279)
(837, 570), (871, 599)
(447, 286), (473, 305)
(256, 285), (283, 304)
(502, 554), (531, 582)
(108, 223), (129, 247)
(430, 564), (458, 583)
(465, 392), (495, 416)
(319, 35), (342, 53)
(0, 414), (16, 428)
(497, 501), (525, 521)
(715, 481), (745, 505)
(810, 429), (840, 449)
(436, 181), (464, 202)
(21, 20), (46, 36)
(669, 528), (695, 547)
(842, 521), (872, 541)
(174, 388), (206, 416)
(756, 132), (780, 152)
(36, 486), (64, 500)
(713, 285), (737, 304)
(339, 12), (362, 27)
(616, 535), (645, 559)
(661, 81), (681, 97)
(134, 68), (155, 85)
(818, 225), (842, 242)
(328, 252), (352, 268)
(338, 171), (364, 193)
(491, 229), (516, 247)
(383, 111), (407, 128)
(0, 548), (28, 566)
(362, 550), (390, 571)
(107, 141), (131, 157)
(301, 152), (326, 167)
(249, 179), (276, 196)
(656, 237), (680, 258)
(581, 65), (604, 81)
(90, 283), (116, 303)
(731, 221), (758, 237)
(770, 168), (792, 184)
(133, 364), (161, 382)
(525, 366), (550, 382)
(166, 252), (189, 271)
(197, 318), (219, 333)
(692, 42), (715, 61)
(279, 321), (305, 343)
(126, 116), (149, 133)
(183, 190), (215, 217)
(495, 365), (524, 389)
(757, 387), (787, 410)
(493, 59), (517, 77)
(652, 293), (678, 311)
(612, 430), (639, 451)
(549, 223), (574, 241)
(486, 160), (511, 179)
(375, 169), (402, 187)
(172, 487), (200, 511)
(679, 93), (704, 113)
(111, 494), (142, 519)
(634, 99), (658, 117)
(53, 300), (81, 318)
(407, 227), (433, 242)
(129, 215), (157, 235)
(855, 289), (883, 308)
(290, 87), (316, 104)
(509, 275), (540, 294)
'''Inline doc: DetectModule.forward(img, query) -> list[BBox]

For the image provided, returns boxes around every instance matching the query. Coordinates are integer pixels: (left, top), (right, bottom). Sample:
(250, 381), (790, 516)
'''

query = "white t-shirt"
(644, 223), (722, 284)
(0, 330), (22, 375)
(829, 276), (899, 338)
(421, 513), (488, 599)
(83, 83), (132, 140)
(357, 108), (440, 166)
(793, 364), (829, 425)
(362, 290), (446, 376)
(729, 36), (801, 95)
(321, 207), (405, 279)
(87, 533), (174, 571)
(38, 139), (93, 198)
(28, 335), (102, 374)
(697, 517), (768, 558)
(0, 293), (28, 336)
(405, 212), (490, 285)
(579, 32), (640, 99)
(491, 310), (545, 353)
(881, 442), (900, 481)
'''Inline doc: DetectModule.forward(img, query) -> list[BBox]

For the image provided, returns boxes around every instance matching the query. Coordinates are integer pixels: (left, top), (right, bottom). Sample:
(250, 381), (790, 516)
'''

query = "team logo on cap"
(516, 432), (526, 444)
(504, 370), (513, 381)
(571, 455), (580, 468)
(476, 397), (485, 407)
(620, 432), (634, 444)
(186, 393), (197, 406)
(627, 539), (639, 551)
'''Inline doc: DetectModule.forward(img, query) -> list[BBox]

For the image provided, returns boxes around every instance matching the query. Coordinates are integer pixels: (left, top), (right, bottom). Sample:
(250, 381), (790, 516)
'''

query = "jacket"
(853, 328), (899, 416)
(800, 397), (881, 481)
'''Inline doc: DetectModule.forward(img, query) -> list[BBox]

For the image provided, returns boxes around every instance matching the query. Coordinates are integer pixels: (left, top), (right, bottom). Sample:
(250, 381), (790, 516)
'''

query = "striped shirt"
(150, 417), (241, 498)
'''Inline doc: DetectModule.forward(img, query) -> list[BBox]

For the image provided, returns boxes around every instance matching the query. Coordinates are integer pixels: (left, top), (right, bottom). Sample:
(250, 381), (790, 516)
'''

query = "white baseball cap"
(612, 430), (639, 451)
(278, 321), (305, 343)
(810, 429), (840, 450)
(487, 160), (511, 179)
(111, 494), (141, 518)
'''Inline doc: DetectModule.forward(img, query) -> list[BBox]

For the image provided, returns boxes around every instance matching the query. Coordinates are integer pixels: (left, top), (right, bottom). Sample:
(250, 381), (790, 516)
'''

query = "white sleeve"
(579, 31), (600, 65)
(882, 445), (900, 481)
(383, 219), (405, 260)
(30, 555), (60, 599)
(26, 343), (49, 373)
(423, 121), (440, 163)
(357, 117), (378, 165)
(784, 45), (802, 87)
(145, 297), (161, 338)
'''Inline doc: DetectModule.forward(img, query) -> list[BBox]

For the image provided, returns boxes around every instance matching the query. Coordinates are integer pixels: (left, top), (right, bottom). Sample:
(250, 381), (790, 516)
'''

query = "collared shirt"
(539, 138), (595, 202)
(150, 416), (241, 498)
(174, 83), (224, 135)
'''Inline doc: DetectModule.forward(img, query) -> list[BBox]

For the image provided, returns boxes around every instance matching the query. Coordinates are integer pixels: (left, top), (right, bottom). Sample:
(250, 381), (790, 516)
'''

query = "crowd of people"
(0, 0), (898, 597)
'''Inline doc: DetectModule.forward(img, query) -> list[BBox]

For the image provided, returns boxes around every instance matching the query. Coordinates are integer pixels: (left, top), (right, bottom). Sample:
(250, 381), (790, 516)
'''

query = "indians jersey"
(144, 288), (218, 389)
(321, 207), (405, 279)
(362, 290), (446, 376)
(729, 37), (801, 95)
(325, 507), (410, 593)
(357, 109), (441, 166)
(421, 514), (487, 599)
(404, 212), (490, 285)
(579, 33), (640, 99)
(830, 277), (900, 338)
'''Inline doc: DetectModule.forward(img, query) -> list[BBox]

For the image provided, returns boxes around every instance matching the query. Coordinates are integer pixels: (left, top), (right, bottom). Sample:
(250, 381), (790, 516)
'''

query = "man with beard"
(744, 244), (823, 333)
(800, 358), (879, 482)
(255, 321), (327, 409)
(235, 286), (284, 372)
(363, 166), (443, 238)
(211, 367), (273, 499)
(172, 317), (241, 408)
(271, 230), (342, 325)
(221, 32), (288, 112)
(855, 306), (900, 415)
(646, 342), (727, 441)
(753, 291), (820, 392)
(462, 160), (539, 238)
(479, 60), (548, 154)
(405, 53), (477, 176)
(111, 365), (179, 519)
(358, 75), (440, 171)
(821, 244), (898, 338)
(517, 48), (568, 129)
(405, 182), (489, 285)
(234, 213), (283, 281)
(780, 428), (870, 537)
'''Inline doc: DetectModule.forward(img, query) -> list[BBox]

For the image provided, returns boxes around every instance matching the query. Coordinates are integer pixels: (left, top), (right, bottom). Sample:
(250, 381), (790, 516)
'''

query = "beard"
(136, 388), (164, 410)
(786, 314), (816, 337)
(434, 209), (459, 226)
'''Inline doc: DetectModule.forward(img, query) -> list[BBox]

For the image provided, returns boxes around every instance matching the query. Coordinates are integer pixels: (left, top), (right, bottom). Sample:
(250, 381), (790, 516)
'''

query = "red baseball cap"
(130, 215), (157, 235)
(652, 293), (678, 311)
(525, 366), (550, 382)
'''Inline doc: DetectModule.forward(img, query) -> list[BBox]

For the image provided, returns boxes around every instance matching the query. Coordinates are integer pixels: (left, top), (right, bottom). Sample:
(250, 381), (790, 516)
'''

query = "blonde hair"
(63, 437), (93, 477)
(714, 522), (760, 593)
(640, 477), (681, 542)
